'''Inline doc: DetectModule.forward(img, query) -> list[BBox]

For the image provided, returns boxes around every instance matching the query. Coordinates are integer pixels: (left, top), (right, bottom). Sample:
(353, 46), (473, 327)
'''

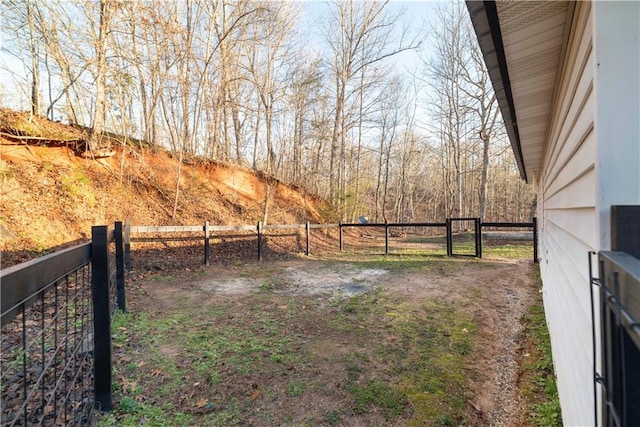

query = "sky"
(294, 1), (446, 134)
(298, 1), (442, 74)
(0, 0), (448, 115)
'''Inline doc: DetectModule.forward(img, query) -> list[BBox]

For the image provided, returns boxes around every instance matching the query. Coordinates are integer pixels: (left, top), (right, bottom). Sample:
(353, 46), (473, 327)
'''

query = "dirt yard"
(103, 251), (541, 426)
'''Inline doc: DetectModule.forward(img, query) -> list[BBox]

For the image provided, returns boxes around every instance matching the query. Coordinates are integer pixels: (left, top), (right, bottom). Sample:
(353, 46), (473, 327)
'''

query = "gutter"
(465, 1), (528, 182)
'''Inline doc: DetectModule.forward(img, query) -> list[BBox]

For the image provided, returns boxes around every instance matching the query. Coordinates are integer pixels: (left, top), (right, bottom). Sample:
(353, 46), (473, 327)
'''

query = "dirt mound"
(0, 109), (331, 267)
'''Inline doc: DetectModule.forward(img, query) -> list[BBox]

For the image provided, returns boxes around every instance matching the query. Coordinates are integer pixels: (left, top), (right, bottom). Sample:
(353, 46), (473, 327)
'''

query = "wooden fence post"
(257, 221), (263, 262)
(124, 219), (131, 272)
(305, 221), (310, 256)
(114, 222), (126, 312)
(339, 223), (343, 252)
(204, 221), (211, 266)
(91, 225), (113, 412)
(385, 222), (389, 255)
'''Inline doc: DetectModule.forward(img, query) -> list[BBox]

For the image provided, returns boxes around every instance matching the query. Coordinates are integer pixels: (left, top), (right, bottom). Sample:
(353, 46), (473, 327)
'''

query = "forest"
(1, 0), (535, 223)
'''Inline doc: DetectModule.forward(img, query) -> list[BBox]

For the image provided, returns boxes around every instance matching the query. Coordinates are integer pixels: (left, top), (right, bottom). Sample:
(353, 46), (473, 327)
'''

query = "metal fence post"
(124, 219), (131, 271)
(385, 221), (389, 255)
(446, 218), (452, 257)
(204, 221), (211, 266)
(532, 217), (538, 263)
(306, 221), (310, 256)
(597, 259), (610, 426)
(91, 225), (113, 412)
(475, 218), (482, 258)
(611, 205), (640, 257)
(339, 222), (343, 252)
(114, 222), (126, 312)
(257, 221), (263, 262)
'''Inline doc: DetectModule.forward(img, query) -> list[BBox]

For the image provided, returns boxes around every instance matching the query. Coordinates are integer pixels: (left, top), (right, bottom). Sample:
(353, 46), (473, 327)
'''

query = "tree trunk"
(89, 0), (110, 152)
(479, 134), (491, 220)
(26, 1), (40, 117)
(329, 77), (343, 201)
(262, 182), (272, 225)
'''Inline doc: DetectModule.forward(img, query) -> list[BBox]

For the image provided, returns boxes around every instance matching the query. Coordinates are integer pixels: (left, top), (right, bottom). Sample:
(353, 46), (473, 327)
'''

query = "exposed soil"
(122, 254), (538, 426)
(0, 108), (331, 268)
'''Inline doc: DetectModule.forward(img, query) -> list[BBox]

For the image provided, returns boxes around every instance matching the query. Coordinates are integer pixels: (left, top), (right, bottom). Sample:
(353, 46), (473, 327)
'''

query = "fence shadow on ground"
(129, 229), (341, 271)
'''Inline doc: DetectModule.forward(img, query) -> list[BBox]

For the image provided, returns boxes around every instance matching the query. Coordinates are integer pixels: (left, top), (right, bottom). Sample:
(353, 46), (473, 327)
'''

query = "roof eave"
(466, 1), (528, 182)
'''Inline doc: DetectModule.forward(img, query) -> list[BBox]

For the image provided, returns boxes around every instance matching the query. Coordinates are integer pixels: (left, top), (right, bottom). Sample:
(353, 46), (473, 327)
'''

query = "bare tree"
(322, 0), (419, 213)
(88, 0), (120, 153)
(2, 0), (44, 117)
(464, 31), (501, 220)
(424, 2), (502, 221)
(425, 3), (471, 222)
(246, 2), (298, 175)
(287, 58), (324, 184)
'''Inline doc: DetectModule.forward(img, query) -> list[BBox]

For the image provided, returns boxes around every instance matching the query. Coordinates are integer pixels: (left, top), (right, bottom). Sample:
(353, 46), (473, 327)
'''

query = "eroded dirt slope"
(0, 109), (330, 266)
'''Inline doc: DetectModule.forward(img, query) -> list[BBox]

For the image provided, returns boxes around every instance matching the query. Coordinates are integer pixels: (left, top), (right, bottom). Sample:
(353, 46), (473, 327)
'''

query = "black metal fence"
(0, 224), (125, 425)
(589, 206), (640, 427)
(590, 251), (640, 427)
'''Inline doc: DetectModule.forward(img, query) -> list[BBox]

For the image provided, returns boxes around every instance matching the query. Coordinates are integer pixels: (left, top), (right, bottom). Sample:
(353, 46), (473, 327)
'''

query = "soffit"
(495, 1), (572, 183)
(466, 1), (573, 184)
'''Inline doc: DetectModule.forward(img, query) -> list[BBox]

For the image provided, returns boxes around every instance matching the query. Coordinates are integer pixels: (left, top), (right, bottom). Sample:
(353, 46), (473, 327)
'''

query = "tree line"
(1, 0), (534, 223)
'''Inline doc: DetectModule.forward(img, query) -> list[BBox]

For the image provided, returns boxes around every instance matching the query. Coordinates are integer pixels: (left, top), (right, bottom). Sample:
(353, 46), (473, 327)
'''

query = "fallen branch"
(0, 131), (83, 143)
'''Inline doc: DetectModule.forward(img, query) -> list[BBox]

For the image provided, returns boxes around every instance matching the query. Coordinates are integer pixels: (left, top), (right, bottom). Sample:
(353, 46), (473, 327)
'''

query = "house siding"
(593, 1), (640, 249)
(537, 2), (596, 426)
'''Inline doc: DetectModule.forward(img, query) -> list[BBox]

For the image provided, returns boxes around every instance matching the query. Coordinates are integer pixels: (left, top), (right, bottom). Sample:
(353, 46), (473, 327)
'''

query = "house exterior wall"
(537, 2), (596, 425)
(538, 2), (640, 425)
(593, 1), (640, 249)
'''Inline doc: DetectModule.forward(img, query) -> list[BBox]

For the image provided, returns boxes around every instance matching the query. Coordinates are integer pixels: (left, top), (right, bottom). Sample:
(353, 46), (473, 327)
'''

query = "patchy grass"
(520, 271), (562, 426)
(98, 258), (482, 426)
(321, 252), (461, 274)
(59, 169), (93, 200)
(384, 233), (534, 261)
(105, 304), (304, 425)
(482, 242), (534, 260)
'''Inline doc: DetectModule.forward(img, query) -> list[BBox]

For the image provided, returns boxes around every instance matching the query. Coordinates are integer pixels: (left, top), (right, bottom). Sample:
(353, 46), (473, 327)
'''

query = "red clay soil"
(0, 109), (331, 267)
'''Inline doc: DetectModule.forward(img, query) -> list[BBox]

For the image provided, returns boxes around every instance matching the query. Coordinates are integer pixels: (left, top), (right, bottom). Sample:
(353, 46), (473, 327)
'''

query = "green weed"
(521, 270), (562, 426)
(323, 409), (342, 425)
(287, 380), (306, 397)
(348, 380), (408, 417)
(59, 170), (96, 206)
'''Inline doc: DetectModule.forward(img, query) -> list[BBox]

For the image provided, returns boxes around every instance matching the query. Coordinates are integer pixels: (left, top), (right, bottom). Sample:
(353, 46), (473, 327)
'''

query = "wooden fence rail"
(125, 220), (330, 264)
(124, 218), (538, 265)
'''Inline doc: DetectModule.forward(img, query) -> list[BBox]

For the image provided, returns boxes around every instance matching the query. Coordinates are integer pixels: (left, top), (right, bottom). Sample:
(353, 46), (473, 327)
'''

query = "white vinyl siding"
(537, 2), (596, 426)
(593, 1), (640, 247)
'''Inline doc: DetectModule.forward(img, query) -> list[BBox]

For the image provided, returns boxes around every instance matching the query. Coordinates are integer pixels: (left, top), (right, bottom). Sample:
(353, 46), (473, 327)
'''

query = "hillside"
(0, 109), (331, 267)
